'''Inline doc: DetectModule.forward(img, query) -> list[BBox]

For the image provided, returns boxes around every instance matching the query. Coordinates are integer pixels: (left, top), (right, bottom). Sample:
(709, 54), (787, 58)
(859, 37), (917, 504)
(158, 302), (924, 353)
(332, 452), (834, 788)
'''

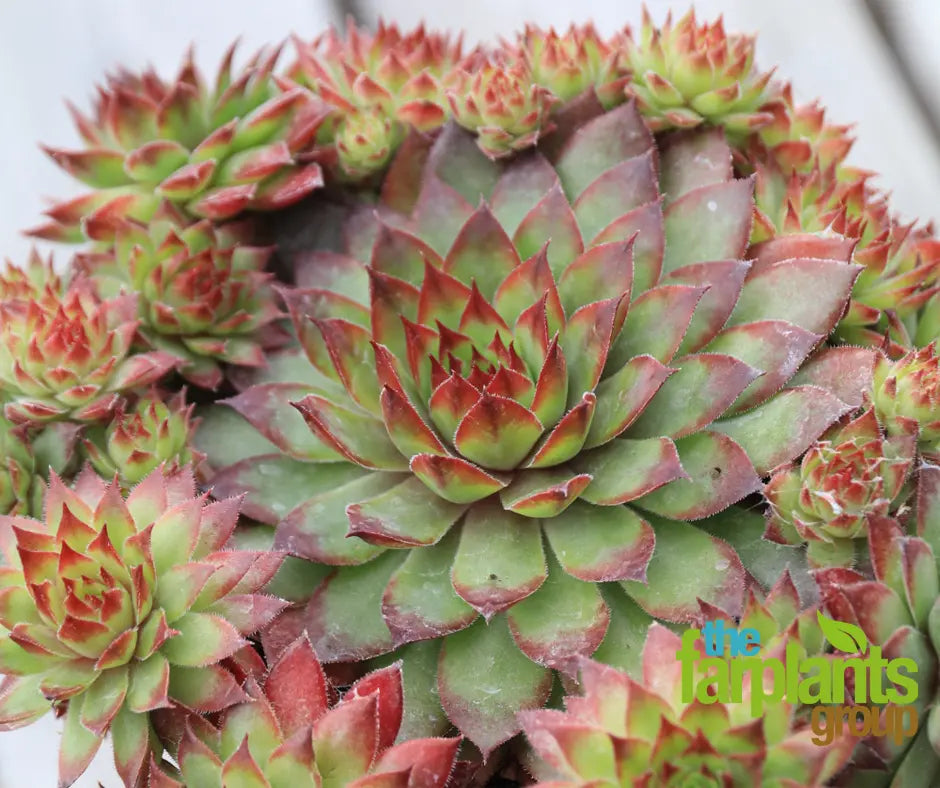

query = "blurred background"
(0, 0), (937, 784)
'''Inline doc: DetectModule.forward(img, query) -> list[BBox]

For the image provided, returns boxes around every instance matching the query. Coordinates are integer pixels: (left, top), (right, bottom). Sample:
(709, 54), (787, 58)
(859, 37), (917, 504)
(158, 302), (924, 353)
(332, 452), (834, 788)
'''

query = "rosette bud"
(520, 621), (853, 786)
(752, 83), (854, 173)
(873, 344), (940, 452)
(0, 250), (67, 306)
(82, 392), (201, 485)
(448, 58), (558, 157)
(0, 416), (41, 516)
(515, 23), (629, 106)
(622, 8), (776, 133)
(764, 408), (915, 566)
(336, 109), (402, 179)
(291, 20), (465, 176)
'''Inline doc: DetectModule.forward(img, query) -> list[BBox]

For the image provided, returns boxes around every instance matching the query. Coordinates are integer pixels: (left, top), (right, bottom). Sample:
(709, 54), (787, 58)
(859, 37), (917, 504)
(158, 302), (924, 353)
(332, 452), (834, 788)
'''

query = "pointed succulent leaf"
(160, 612), (246, 667)
(572, 154), (658, 243)
(513, 184), (584, 277)
(712, 386), (850, 474)
(59, 693), (104, 788)
(662, 179), (754, 274)
(576, 437), (686, 505)
(297, 552), (404, 662)
(506, 552), (610, 674)
(275, 472), (399, 565)
(636, 431), (761, 520)
(543, 501), (655, 583)
(729, 258), (860, 335)
(553, 102), (653, 199)
(169, 663), (251, 712)
(628, 354), (761, 439)
(438, 617), (552, 757)
(444, 203), (522, 300)
(498, 469), (592, 518)
(382, 528), (478, 645)
(451, 501), (546, 618)
(453, 394), (543, 471)
(622, 517), (746, 622)
(410, 454), (509, 504)
(347, 477), (466, 547)
(611, 284), (705, 366)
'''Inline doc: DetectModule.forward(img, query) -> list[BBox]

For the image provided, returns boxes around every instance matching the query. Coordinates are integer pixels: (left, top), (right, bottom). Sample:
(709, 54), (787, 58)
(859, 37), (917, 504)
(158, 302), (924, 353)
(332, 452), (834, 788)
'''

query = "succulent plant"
(520, 619), (853, 787)
(448, 57), (558, 157)
(764, 407), (916, 567)
(744, 81), (854, 175)
(335, 107), (403, 178)
(148, 634), (460, 787)
(0, 415), (41, 516)
(513, 24), (629, 108)
(291, 20), (467, 176)
(622, 8), (777, 133)
(750, 161), (940, 349)
(5, 10), (940, 788)
(0, 466), (286, 786)
(873, 344), (940, 455)
(815, 473), (940, 785)
(29, 46), (327, 244)
(0, 288), (177, 424)
(0, 250), (68, 305)
(81, 391), (202, 485)
(79, 206), (283, 389)
(201, 102), (871, 752)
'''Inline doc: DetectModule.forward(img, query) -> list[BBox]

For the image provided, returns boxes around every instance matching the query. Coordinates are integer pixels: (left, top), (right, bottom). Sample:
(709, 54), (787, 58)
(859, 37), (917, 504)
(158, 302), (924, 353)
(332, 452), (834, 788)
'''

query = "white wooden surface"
(0, 1), (937, 786)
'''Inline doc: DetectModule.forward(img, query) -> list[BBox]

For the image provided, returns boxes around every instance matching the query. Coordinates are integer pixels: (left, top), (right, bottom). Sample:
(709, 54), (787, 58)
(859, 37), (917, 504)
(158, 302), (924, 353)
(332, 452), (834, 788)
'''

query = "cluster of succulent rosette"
(2, 9), (940, 787)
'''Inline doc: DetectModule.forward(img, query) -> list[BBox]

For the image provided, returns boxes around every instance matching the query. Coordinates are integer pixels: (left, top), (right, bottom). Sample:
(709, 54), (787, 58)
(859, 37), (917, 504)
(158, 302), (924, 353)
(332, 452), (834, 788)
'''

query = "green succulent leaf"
(438, 616), (552, 757)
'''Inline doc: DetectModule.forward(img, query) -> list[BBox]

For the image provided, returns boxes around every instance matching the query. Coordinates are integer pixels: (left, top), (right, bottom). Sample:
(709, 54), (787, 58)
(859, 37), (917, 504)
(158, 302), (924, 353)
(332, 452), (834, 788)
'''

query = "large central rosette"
(202, 100), (869, 752)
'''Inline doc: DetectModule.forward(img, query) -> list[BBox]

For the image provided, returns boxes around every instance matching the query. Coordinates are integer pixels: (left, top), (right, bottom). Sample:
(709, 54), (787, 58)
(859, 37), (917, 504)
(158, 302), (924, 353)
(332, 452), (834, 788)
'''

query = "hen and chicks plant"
(1, 8), (939, 788)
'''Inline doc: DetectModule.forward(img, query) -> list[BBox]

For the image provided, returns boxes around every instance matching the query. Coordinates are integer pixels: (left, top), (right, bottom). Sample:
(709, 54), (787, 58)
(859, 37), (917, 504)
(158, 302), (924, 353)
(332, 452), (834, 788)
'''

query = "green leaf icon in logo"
(817, 611), (868, 654)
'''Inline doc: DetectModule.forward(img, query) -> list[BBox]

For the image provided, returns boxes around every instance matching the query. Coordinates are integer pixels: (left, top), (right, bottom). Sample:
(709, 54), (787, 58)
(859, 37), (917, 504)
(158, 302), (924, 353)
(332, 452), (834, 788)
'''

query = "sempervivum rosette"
(750, 83), (854, 174)
(290, 21), (467, 177)
(513, 24), (629, 107)
(764, 407), (916, 567)
(815, 472), (940, 786)
(200, 102), (870, 752)
(750, 160), (940, 350)
(81, 391), (202, 485)
(0, 287), (176, 424)
(0, 467), (287, 786)
(80, 207), (283, 389)
(448, 56), (558, 157)
(0, 251), (68, 305)
(520, 619), (852, 786)
(873, 344), (940, 456)
(148, 635), (460, 787)
(30, 46), (327, 244)
(621, 8), (777, 133)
